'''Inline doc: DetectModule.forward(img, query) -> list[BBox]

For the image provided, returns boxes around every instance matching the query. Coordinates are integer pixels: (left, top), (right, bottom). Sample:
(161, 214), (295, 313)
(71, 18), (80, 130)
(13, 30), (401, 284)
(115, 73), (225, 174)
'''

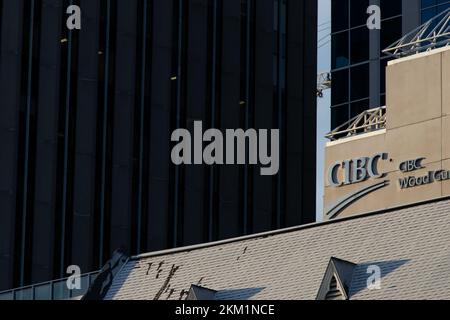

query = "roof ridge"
(132, 195), (450, 261)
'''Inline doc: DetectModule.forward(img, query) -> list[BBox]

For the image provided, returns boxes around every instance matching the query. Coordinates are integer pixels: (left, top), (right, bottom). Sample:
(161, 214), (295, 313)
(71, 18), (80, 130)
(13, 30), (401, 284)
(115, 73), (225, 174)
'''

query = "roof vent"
(325, 276), (345, 300)
(187, 285), (217, 301)
(316, 257), (356, 301)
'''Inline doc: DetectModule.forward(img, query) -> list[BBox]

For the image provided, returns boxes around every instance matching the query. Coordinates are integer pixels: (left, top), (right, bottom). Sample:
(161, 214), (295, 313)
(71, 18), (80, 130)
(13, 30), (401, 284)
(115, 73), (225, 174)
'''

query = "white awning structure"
(384, 8), (450, 58)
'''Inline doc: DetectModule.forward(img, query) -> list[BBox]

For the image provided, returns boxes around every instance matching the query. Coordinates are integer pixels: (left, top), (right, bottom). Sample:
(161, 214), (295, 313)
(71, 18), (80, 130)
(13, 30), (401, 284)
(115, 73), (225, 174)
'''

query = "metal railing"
(326, 107), (386, 141)
(383, 8), (450, 58)
(0, 270), (100, 300)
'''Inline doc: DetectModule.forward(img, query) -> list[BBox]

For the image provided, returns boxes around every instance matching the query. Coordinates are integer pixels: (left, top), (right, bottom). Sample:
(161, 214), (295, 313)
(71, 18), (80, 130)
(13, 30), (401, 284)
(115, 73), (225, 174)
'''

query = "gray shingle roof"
(104, 198), (450, 300)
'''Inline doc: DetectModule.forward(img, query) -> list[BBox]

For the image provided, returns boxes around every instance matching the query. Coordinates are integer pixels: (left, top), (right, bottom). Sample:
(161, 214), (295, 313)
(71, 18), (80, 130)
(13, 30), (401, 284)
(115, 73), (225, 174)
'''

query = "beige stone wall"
(324, 47), (450, 220)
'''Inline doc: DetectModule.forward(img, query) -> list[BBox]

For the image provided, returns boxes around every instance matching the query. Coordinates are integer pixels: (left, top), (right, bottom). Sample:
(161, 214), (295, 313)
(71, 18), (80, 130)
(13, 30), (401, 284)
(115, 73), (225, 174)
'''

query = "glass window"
(332, 31), (349, 69)
(381, 0), (402, 19)
(332, 0), (349, 32)
(350, 26), (369, 64)
(350, 0), (370, 27)
(437, 3), (450, 14)
(421, 0), (450, 23)
(34, 284), (52, 300)
(53, 281), (71, 300)
(422, 0), (436, 8)
(421, 7), (437, 22)
(350, 64), (369, 101)
(0, 292), (14, 300)
(331, 104), (350, 129)
(351, 99), (370, 118)
(331, 68), (349, 106)
(381, 17), (402, 51)
(14, 288), (33, 300)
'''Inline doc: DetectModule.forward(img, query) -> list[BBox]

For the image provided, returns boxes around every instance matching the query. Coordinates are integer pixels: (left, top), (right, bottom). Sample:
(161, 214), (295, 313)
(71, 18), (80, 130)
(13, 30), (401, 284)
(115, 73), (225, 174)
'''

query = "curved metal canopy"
(383, 8), (450, 58)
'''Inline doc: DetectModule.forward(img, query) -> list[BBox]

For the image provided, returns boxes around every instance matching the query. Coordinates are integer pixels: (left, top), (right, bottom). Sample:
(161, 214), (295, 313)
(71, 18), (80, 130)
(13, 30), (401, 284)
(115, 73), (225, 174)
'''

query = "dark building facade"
(0, 0), (317, 291)
(330, 0), (450, 129)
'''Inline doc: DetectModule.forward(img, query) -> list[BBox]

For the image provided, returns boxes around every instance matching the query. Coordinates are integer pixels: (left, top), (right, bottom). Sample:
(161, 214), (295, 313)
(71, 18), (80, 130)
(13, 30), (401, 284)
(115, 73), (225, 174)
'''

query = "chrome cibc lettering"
(399, 169), (450, 189)
(327, 153), (388, 187)
(399, 158), (426, 173)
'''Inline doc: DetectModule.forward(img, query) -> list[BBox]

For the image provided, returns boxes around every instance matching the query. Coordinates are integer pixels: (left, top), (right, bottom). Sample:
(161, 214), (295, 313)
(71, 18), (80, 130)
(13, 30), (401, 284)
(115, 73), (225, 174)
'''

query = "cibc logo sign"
(325, 153), (389, 220)
(326, 154), (450, 219)
(328, 153), (388, 187)
(398, 157), (450, 189)
(399, 158), (425, 173)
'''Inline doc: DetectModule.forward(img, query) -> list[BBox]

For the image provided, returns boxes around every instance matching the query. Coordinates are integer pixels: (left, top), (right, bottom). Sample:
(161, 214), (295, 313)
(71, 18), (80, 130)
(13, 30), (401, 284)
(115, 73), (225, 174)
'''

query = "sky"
(316, 0), (331, 221)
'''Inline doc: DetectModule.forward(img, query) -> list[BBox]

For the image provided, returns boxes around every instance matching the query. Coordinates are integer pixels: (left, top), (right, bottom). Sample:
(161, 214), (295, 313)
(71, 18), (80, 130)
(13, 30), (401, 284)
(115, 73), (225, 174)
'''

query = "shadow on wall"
(349, 259), (410, 297)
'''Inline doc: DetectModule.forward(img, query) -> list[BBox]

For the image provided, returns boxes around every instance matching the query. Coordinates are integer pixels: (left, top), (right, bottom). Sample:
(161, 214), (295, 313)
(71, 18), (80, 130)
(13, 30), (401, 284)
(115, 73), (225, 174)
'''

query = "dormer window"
(316, 257), (356, 301)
